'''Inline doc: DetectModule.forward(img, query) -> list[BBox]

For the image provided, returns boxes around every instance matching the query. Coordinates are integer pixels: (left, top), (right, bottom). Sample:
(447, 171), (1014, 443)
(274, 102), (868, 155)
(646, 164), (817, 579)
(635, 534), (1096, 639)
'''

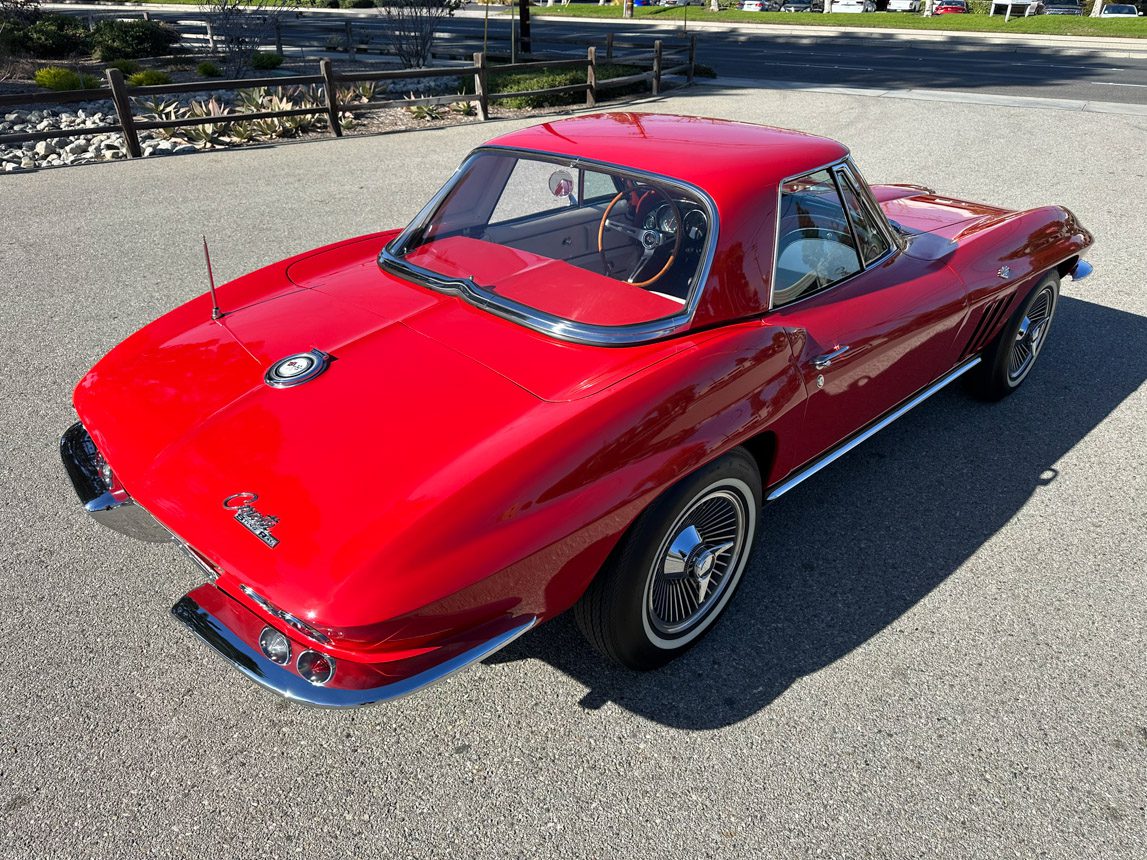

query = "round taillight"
(297, 650), (335, 686)
(258, 627), (291, 665)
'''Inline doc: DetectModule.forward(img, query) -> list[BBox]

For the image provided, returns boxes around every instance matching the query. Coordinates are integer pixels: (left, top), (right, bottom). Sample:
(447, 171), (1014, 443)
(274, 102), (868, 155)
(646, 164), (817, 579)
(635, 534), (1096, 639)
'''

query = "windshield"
(386, 151), (713, 333)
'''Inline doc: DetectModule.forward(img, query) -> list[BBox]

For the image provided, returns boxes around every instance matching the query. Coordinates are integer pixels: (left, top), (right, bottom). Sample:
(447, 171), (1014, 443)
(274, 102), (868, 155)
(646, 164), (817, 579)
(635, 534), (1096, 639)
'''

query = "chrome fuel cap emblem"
(265, 349), (329, 388)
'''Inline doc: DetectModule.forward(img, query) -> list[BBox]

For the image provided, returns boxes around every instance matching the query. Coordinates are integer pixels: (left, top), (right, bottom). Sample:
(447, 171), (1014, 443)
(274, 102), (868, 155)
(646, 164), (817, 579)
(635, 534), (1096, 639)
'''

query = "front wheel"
(574, 449), (761, 670)
(968, 272), (1059, 401)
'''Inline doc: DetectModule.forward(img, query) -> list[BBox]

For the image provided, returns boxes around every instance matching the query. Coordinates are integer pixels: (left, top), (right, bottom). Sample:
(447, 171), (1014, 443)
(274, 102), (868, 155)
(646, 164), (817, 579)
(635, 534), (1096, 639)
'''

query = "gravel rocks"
(0, 102), (199, 172)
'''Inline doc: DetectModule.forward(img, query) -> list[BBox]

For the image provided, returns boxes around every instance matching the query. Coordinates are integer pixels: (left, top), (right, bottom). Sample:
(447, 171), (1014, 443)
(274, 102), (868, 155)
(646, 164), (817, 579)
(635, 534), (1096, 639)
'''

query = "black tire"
(968, 272), (1059, 401)
(574, 449), (762, 671)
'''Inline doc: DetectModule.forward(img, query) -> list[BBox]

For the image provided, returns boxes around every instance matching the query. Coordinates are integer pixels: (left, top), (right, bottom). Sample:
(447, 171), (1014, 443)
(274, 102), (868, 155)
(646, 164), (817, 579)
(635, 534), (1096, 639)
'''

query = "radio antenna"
(202, 236), (222, 320)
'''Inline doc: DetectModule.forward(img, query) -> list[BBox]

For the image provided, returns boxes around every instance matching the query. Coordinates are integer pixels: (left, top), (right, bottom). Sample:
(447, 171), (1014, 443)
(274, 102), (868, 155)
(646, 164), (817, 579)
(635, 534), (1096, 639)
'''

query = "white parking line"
(1090, 81), (1147, 88)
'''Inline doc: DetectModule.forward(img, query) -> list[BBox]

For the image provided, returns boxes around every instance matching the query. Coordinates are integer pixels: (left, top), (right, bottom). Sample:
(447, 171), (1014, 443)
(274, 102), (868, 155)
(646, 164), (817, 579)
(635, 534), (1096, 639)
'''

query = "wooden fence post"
(652, 39), (662, 96)
(345, 21), (356, 61)
(274, 19), (283, 55)
(105, 68), (142, 159)
(586, 46), (596, 109)
(320, 59), (343, 138)
(687, 34), (696, 85)
(605, 32), (613, 63)
(206, 21), (216, 52)
(473, 52), (489, 122)
(86, 14), (95, 32)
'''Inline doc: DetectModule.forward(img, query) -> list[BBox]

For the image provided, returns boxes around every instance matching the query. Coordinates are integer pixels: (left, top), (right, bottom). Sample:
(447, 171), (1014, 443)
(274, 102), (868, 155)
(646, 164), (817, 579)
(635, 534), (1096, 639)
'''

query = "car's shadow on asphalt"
(488, 294), (1147, 730)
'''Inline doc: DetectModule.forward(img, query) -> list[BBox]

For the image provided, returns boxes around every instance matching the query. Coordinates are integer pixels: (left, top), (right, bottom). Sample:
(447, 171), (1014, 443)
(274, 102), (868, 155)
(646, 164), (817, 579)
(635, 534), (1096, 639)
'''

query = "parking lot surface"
(1, 87), (1144, 858)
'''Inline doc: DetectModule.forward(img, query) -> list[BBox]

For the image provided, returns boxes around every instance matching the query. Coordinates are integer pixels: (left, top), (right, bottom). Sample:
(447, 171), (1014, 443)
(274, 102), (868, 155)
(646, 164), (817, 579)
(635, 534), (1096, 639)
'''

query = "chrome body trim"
(264, 349), (330, 389)
(765, 357), (982, 502)
(1070, 259), (1093, 281)
(171, 594), (537, 708)
(381, 146), (721, 346)
(60, 422), (170, 543)
(239, 583), (332, 645)
(176, 542), (219, 582)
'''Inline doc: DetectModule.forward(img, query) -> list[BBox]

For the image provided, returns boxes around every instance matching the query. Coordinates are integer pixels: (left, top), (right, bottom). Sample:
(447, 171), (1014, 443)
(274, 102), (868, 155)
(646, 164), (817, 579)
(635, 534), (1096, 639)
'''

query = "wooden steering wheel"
(597, 186), (683, 288)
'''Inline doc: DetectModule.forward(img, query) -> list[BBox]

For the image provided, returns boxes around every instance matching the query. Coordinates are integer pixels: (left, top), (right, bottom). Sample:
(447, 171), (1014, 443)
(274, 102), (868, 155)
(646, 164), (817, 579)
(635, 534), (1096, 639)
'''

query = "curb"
(523, 13), (1147, 58)
(700, 74), (1147, 115)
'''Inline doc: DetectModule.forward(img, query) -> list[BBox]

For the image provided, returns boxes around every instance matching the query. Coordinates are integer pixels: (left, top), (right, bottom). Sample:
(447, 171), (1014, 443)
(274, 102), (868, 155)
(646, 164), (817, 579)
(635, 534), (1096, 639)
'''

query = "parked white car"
(887, 0), (921, 9)
(833, 0), (877, 9)
(1098, 2), (1143, 14)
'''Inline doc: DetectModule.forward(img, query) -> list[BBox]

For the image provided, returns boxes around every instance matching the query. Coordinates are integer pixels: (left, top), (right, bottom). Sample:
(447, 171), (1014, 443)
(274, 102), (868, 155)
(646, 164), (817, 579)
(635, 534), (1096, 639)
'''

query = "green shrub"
(127, 69), (172, 86)
(251, 51), (284, 70)
(11, 14), (90, 59)
(483, 63), (643, 110)
(197, 60), (222, 78)
(91, 19), (179, 62)
(33, 65), (99, 91)
(107, 58), (141, 75)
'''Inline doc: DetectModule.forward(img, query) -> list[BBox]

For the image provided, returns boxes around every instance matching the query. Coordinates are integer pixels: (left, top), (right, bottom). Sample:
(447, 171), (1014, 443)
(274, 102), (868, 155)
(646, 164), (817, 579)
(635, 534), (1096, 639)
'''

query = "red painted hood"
(872, 185), (1011, 238)
(73, 231), (693, 636)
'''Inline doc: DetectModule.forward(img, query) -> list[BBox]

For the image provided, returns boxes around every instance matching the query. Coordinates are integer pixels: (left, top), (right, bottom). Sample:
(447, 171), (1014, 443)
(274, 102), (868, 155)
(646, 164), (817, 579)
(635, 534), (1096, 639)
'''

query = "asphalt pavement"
(1, 87), (1145, 858)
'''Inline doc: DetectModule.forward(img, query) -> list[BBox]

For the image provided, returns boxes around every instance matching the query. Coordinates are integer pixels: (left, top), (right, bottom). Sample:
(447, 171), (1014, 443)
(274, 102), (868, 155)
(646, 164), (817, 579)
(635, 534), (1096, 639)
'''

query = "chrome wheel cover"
(644, 484), (751, 640)
(1008, 285), (1055, 384)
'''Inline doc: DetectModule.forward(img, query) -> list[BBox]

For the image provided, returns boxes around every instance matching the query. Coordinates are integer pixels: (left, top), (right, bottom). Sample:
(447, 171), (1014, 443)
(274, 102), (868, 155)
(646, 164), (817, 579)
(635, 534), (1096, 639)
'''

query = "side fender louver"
(961, 296), (1012, 359)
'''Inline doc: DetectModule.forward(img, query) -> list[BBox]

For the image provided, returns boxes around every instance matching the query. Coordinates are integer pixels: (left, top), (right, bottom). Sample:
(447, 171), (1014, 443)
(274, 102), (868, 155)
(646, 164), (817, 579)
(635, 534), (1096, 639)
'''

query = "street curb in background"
(701, 75), (1147, 115)
(522, 13), (1147, 59)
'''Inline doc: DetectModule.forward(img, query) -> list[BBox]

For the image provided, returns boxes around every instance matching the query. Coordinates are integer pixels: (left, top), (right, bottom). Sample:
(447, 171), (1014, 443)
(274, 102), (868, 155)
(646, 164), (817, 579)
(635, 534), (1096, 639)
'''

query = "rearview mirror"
(548, 170), (574, 198)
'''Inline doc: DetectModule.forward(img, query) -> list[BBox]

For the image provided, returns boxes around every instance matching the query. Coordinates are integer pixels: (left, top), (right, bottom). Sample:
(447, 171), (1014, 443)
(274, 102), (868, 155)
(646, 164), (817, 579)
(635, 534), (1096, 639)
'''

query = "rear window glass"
(391, 152), (714, 329)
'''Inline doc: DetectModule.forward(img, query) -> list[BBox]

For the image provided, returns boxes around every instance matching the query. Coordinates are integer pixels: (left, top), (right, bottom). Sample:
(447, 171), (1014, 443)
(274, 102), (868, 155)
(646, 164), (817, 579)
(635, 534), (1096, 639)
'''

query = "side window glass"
(582, 169), (618, 201)
(773, 169), (861, 307)
(836, 169), (890, 265)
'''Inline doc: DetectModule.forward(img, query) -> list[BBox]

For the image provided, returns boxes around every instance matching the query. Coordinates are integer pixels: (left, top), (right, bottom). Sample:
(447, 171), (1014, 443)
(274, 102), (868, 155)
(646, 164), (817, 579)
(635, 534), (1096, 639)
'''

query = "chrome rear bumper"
(172, 583), (536, 708)
(1069, 259), (1093, 282)
(60, 422), (170, 542)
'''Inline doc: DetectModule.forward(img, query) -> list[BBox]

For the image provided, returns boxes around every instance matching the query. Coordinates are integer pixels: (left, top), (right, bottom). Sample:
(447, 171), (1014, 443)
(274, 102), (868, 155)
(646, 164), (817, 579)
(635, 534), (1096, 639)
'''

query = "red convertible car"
(62, 114), (1092, 706)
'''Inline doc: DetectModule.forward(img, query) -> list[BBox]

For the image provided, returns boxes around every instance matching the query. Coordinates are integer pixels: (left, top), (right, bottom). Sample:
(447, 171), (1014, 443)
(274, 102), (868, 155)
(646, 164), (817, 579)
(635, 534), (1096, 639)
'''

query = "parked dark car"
(780, 0), (824, 10)
(1042, 0), (1083, 13)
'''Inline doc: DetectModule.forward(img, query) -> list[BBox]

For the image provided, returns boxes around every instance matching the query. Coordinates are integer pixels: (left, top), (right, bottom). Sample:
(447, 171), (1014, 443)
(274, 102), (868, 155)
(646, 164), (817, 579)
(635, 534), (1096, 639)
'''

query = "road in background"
(2, 87), (1144, 858)
(46, 4), (1147, 106)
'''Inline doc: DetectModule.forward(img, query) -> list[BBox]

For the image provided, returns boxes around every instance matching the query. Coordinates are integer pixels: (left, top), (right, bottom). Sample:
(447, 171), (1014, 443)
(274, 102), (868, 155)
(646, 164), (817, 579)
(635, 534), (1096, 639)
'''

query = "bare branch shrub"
(378, 0), (462, 69)
(197, 0), (298, 77)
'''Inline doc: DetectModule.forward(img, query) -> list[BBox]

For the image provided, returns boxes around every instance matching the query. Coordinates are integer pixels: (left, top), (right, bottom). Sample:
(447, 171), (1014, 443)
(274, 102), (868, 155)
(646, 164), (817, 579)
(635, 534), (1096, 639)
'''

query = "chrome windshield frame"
(380, 145), (721, 347)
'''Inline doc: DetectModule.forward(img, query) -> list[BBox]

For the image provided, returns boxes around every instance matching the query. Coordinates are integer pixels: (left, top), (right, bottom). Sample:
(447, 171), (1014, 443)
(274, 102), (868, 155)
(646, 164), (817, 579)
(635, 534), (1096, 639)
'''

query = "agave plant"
(224, 121), (258, 144)
(132, 97), (182, 141)
(405, 93), (444, 122)
(237, 88), (269, 112)
(182, 97), (232, 148)
(449, 100), (477, 117)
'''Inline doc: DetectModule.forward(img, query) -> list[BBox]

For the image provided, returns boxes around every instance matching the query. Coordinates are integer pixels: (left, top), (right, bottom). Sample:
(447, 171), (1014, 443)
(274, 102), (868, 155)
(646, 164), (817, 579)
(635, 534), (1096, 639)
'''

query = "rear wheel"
(574, 449), (761, 670)
(968, 272), (1059, 401)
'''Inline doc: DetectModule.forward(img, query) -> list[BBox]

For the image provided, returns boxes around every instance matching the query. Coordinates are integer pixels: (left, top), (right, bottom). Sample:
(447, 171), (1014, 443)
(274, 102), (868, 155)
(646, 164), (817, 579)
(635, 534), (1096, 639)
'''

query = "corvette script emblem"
(223, 492), (280, 548)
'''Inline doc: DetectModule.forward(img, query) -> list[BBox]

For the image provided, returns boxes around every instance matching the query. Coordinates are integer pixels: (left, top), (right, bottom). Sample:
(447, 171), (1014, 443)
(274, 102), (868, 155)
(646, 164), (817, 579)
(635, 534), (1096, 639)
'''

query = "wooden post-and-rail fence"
(0, 37), (696, 157)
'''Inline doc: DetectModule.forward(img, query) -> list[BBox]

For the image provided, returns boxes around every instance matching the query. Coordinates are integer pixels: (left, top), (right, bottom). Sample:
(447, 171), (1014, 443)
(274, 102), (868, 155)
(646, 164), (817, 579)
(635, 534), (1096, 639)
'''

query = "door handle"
(813, 345), (850, 370)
